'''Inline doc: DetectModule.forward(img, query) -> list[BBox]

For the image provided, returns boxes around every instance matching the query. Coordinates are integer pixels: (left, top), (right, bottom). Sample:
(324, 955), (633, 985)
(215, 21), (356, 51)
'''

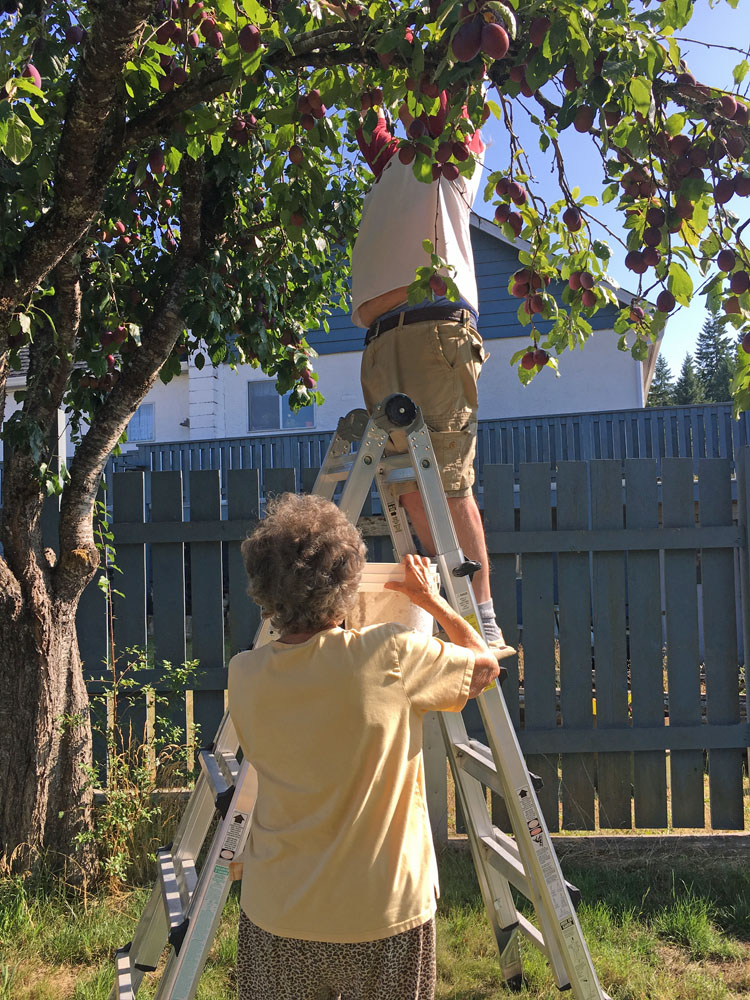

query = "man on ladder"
(353, 95), (512, 657)
(228, 491), (499, 1000)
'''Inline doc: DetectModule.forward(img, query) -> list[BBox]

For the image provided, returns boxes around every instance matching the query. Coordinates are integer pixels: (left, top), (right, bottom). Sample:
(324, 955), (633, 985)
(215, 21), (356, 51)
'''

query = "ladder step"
(157, 849), (191, 953)
(114, 946), (135, 1000)
(454, 740), (544, 800)
(481, 828), (581, 911)
(316, 456), (357, 482)
(199, 749), (240, 817)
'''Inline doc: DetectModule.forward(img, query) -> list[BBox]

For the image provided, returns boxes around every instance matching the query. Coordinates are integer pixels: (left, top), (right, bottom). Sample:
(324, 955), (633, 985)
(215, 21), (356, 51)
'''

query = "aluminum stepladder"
(111, 394), (609, 1000)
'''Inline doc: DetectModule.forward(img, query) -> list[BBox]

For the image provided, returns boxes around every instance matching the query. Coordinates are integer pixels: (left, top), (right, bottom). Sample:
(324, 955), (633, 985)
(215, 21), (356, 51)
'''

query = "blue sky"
(476, 0), (749, 378)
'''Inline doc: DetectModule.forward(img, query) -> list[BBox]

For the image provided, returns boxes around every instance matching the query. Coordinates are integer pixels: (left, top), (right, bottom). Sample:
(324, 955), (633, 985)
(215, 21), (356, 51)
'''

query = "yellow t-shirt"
(227, 622), (473, 943)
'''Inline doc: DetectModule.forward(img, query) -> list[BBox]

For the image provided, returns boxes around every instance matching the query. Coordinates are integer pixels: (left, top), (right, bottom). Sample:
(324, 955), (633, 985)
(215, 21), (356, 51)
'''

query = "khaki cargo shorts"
(360, 317), (487, 498)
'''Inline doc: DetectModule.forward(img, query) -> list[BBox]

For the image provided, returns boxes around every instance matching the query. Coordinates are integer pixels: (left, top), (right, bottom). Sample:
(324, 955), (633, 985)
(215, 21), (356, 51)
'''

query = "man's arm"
(385, 554), (499, 698)
(355, 108), (399, 180)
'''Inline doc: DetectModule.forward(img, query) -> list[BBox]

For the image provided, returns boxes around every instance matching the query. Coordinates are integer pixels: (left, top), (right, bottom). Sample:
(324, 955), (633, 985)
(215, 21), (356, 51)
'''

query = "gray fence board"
(112, 473), (147, 653)
(556, 462), (596, 830)
(189, 470), (226, 741)
(662, 458), (705, 827)
(699, 459), (744, 829)
(484, 463), (519, 832)
(519, 463), (559, 830)
(624, 459), (668, 828)
(227, 469), (261, 656)
(590, 461), (631, 829)
(151, 472), (187, 670)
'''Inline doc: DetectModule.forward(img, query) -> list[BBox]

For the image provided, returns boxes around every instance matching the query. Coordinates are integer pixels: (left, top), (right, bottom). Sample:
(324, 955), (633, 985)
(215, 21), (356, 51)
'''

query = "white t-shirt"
(351, 156), (485, 328)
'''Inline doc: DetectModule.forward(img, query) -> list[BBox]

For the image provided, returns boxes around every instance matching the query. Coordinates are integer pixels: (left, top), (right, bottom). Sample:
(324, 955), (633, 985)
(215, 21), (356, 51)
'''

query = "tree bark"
(0, 572), (95, 875)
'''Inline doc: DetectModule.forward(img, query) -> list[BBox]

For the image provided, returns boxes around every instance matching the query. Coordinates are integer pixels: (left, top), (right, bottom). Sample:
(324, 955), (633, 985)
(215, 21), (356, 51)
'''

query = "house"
(2, 213), (662, 456)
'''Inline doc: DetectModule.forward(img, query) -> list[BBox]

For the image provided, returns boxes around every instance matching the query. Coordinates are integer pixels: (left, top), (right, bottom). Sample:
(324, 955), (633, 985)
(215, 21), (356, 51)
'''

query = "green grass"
(1, 850), (749, 1000)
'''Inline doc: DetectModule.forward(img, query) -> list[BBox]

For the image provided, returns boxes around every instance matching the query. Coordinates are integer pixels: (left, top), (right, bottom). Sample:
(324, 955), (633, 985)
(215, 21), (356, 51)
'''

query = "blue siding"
(306, 223), (619, 355)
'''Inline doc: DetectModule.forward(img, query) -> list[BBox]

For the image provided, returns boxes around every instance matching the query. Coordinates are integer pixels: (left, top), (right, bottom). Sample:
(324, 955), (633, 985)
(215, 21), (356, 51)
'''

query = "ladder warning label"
(515, 786), (572, 924)
(219, 811), (250, 861)
(464, 613), (480, 633)
(385, 500), (405, 535)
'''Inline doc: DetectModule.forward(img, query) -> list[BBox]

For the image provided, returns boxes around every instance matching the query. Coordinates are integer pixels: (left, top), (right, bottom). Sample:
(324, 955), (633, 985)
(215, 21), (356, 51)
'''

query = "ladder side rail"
(375, 472), (419, 559)
(311, 409), (371, 500)
(109, 770), (222, 999)
(376, 414), (525, 987)
(439, 715), (524, 985)
(154, 762), (258, 1000)
(338, 421), (390, 525)
(109, 885), (167, 1000)
(401, 413), (600, 994)
(476, 684), (607, 999)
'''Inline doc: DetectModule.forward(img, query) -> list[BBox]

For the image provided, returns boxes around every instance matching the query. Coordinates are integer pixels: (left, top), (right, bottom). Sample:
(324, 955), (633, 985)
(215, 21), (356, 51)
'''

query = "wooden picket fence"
(78, 453), (750, 834)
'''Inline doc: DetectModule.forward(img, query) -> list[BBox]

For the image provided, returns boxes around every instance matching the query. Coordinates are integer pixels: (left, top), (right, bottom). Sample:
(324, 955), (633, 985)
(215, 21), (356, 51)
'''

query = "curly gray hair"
(241, 492), (367, 634)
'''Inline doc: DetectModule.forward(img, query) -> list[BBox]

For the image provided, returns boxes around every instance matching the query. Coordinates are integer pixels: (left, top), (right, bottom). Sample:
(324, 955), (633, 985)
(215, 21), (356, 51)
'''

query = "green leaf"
(592, 241), (611, 260)
(733, 60), (749, 85)
(210, 132), (224, 156)
(665, 113), (685, 136)
(668, 260), (693, 307)
(628, 77), (652, 116)
(241, 0), (269, 23)
(602, 183), (619, 205)
(3, 114), (32, 164)
(165, 147), (183, 174)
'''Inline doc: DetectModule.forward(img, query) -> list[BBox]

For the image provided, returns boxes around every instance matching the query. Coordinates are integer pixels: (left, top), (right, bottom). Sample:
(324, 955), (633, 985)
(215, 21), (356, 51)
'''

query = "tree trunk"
(0, 577), (95, 877)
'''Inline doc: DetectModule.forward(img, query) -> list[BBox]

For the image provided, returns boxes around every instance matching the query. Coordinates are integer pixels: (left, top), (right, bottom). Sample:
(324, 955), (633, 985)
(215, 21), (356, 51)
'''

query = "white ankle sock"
(478, 600), (501, 642)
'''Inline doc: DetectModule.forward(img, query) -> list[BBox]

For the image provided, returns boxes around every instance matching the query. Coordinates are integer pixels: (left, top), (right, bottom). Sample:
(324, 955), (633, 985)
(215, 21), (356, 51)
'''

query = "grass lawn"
(1, 845), (749, 1000)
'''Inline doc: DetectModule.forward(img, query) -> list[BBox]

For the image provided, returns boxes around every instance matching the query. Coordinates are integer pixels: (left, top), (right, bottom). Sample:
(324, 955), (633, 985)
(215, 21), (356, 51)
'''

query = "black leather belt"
(364, 306), (476, 346)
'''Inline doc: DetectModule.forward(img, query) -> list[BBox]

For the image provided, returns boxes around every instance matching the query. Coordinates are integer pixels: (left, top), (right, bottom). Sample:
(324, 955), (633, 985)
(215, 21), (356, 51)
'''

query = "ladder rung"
(454, 740), (503, 798)
(455, 740), (544, 800)
(481, 832), (533, 901)
(316, 456), (357, 481)
(482, 829), (581, 913)
(199, 748), (240, 794)
(115, 946), (135, 1000)
(516, 911), (550, 960)
(181, 856), (198, 902)
(216, 750), (241, 786)
(158, 849), (187, 935)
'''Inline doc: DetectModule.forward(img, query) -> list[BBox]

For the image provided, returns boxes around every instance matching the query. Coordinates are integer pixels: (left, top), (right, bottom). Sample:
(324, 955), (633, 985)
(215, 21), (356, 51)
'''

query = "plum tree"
(1, 0), (750, 867)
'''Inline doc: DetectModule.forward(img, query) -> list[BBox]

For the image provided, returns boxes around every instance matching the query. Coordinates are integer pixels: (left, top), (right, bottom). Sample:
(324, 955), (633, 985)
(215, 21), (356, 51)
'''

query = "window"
(128, 403), (155, 442)
(248, 380), (315, 432)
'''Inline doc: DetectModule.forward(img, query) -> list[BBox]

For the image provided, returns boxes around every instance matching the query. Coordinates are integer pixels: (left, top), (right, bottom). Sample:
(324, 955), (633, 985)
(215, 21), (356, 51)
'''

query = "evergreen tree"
(647, 354), (675, 407)
(694, 317), (735, 402)
(673, 354), (704, 405)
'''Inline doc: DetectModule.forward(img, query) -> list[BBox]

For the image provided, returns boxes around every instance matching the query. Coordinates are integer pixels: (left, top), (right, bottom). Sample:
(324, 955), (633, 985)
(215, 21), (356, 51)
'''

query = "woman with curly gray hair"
(228, 492), (498, 1000)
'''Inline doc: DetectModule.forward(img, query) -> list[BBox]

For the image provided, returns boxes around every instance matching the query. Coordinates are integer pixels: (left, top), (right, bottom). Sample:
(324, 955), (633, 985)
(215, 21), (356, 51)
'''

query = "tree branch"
(123, 61), (231, 148)
(55, 155), (206, 603)
(0, 0), (154, 320)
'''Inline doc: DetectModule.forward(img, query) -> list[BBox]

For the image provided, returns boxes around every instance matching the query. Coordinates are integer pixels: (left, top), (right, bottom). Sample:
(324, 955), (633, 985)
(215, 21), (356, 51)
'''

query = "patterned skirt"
(236, 910), (436, 1000)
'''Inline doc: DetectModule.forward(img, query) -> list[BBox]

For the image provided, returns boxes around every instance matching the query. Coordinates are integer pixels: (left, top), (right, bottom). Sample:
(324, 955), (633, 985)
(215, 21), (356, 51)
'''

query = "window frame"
(127, 401), (155, 442)
(247, 379), (316, 434)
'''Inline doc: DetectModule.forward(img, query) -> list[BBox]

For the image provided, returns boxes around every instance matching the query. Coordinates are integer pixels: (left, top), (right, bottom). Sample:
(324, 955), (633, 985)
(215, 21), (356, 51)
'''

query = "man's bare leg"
(399, 489), (493, 604)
